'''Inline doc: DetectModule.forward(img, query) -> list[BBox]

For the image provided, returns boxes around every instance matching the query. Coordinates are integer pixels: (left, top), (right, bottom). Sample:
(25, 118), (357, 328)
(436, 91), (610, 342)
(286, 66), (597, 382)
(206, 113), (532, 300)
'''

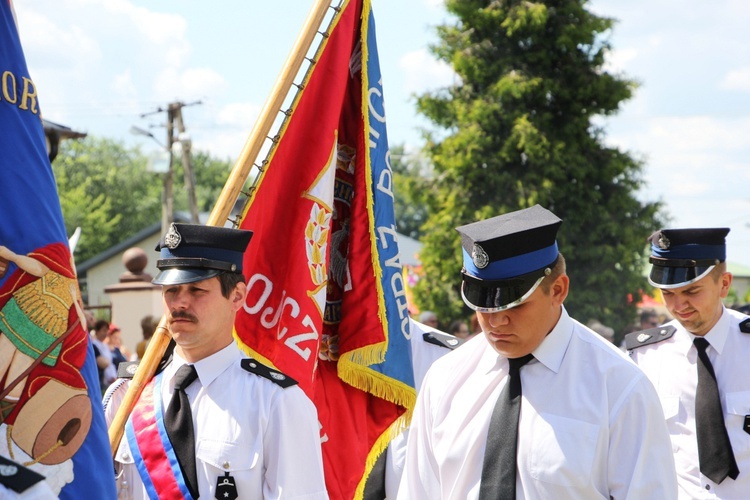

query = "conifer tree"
(413, 0), (664, 338)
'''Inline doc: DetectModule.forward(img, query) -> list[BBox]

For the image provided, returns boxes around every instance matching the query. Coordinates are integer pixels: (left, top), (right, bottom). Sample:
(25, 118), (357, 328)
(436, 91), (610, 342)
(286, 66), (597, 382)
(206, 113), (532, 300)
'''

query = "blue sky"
(14, 0), (750, 267)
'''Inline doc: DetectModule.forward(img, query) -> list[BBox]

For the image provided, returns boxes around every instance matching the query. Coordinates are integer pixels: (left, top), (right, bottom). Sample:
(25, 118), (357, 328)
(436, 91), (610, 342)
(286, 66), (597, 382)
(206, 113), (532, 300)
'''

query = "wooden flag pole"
(206, 0), (335, 228)
(108, 0), (336, 456)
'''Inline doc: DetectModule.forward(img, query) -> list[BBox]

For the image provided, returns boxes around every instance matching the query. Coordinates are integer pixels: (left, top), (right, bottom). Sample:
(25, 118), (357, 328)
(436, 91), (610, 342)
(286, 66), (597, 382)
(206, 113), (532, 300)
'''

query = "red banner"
(235, 0), (415, 498)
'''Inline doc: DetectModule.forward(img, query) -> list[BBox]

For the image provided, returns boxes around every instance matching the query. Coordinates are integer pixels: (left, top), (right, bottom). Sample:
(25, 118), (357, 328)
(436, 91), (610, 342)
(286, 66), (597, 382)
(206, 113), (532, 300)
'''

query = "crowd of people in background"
(84, 310), (159, 394)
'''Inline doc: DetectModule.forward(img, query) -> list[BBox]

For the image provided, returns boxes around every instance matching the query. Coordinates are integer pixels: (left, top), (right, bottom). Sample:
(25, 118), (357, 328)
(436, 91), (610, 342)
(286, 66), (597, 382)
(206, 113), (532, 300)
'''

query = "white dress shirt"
(629, 307), (750, 499)
(399, 307), (677, 499)
(105, 343), (328, 500)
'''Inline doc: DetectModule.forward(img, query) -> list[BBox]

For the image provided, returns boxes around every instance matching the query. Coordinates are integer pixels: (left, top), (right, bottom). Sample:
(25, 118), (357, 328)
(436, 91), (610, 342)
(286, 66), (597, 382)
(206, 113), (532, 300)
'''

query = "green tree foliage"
(54, 137), (160, 263)
(413, 0), (665, 337)
(53, 136), (233, 263)
(171, 150), (235, 214)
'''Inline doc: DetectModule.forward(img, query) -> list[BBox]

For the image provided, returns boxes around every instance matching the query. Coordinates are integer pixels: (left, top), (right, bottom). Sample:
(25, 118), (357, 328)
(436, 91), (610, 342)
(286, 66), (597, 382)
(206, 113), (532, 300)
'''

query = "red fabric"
(235, 1), (405, 497)
(129, 378), (188, 499)
(0, 242), (88, 423)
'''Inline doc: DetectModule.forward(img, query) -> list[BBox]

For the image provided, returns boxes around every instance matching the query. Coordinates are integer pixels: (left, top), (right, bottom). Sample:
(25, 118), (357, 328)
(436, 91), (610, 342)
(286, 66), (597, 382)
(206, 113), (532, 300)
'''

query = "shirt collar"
(530, 306), (572, 374)
(696, 306), (729, 354)
(479, 306), (572, 375)
(670, 306), (729, 356)
(167, 342), (242, 389)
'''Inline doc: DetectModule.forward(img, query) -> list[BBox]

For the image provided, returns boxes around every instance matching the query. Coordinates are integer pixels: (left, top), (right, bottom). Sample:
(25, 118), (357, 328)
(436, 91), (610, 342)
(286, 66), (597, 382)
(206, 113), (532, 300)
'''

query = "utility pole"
(139, 100), (201, 234)
(163, 107), (175, 234)
(171, 103), (200, 224)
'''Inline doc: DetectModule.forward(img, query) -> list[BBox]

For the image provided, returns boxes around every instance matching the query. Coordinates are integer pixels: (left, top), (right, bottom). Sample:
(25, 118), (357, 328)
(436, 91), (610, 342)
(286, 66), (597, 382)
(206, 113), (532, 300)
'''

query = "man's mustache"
(170, 311), (198, 323)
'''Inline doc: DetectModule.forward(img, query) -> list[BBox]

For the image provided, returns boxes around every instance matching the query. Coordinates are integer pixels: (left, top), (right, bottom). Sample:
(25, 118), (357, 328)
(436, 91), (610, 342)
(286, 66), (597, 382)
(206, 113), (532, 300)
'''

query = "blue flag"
(0, 2), (116, 498)
(361, 0), (414, 392)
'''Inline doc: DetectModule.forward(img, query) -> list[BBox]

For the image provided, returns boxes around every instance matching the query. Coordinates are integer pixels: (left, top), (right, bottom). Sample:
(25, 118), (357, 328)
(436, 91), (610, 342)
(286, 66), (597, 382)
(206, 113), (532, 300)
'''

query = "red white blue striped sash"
(126, 372), (195, 500)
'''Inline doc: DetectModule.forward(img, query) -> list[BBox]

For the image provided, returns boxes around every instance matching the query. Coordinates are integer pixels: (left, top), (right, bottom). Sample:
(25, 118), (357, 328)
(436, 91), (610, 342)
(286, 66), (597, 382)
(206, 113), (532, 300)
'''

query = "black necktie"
(165, 364), (200, 498)
(694, 337), (739, 483)
(479, 354), (534, 500)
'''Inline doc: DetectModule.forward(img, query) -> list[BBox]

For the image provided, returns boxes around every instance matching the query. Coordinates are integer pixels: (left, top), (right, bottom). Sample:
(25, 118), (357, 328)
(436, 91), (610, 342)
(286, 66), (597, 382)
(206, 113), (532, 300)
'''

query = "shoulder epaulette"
(625, 325), (676, 350)
(739, 318), (750, 334)
(117, 361), (139, 379)
(0, 455), (45, 493)
(423, 331), (463, 350)
(241, 359), (298, 388)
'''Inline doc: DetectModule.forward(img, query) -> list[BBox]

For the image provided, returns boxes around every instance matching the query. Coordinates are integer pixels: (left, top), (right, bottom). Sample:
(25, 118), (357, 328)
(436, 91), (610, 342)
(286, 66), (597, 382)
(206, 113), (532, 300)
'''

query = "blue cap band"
(650, 243), (725, 262)
(462, 242), (558, 280)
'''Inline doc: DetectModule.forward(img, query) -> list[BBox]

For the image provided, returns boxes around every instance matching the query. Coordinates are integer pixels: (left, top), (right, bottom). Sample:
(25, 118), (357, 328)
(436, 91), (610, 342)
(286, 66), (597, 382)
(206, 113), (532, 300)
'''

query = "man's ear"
(550, 274), (569, 306)
(719, 272), (733, 299)
(231, 282), (247, 311)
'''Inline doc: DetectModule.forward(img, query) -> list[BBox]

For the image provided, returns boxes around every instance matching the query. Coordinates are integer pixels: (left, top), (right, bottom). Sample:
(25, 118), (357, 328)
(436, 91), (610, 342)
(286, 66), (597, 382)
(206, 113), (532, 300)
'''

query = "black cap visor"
(648, 257), (718, 289)
(461, 266), (550, 312)
(152, 267), (225, 286)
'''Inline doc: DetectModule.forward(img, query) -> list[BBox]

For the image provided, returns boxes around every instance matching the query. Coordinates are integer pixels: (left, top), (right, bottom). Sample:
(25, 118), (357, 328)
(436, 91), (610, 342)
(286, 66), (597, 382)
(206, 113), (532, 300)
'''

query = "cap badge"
(472, 243), (489, 269)
(164, 223), (182, 250)
(657, 233), (670, 250)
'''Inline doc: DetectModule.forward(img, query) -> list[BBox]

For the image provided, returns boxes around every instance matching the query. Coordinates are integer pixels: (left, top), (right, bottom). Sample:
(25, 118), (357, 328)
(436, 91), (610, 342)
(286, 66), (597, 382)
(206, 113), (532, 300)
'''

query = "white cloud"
(216, 102), (261, 127)
(194, 130), (248, 162)
(605, 112), (750, 263)
(399, 48), (456, 94)
(152, 67), (227, 102)
(186, 101), (264, 160)
(603, 47), (637, 73)
(15, 8), (102, 70)
(720, 67), (750, 92)
(112, 69), (138, 100)
(645, 116), (750, 152)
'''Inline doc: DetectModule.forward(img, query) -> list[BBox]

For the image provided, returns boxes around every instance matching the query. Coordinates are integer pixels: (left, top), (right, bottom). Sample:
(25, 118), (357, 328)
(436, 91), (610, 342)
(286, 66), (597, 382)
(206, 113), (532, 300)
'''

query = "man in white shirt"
(104, 223), (327, 500)
(399, 205), (676, 499)
(627, 228), (750, 498)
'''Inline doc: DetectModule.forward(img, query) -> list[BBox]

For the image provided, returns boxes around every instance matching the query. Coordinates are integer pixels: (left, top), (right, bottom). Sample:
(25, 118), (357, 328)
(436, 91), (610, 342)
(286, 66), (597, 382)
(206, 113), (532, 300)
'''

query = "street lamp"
(129, 125), (162, 147)
(130, 125), (174, 236)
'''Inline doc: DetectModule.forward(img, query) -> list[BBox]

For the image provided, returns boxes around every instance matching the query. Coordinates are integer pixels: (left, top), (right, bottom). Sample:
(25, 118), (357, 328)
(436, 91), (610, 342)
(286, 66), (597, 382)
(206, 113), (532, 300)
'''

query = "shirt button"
(705, 484), (711, 490)
(223, 461), (230, 470)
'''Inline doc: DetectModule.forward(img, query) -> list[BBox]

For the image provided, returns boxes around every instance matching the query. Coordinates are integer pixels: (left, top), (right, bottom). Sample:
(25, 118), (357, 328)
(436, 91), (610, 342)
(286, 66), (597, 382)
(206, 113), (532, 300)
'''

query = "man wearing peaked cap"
(104, 223), (327, 500)
(152, 223), (253, 286)
(628, 228), (750, 498)
(457, 204), (562, 317)
(399, 205), (676, 499)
